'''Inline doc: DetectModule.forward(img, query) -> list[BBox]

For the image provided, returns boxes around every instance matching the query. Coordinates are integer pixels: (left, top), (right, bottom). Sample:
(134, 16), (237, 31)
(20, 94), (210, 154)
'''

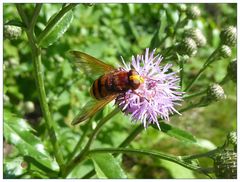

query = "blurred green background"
(3, 3), (236, 178)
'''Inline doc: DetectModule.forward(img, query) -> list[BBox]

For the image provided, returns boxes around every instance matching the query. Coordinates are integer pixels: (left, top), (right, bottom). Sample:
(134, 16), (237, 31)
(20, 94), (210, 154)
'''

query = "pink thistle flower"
(115, 48), (183, 129)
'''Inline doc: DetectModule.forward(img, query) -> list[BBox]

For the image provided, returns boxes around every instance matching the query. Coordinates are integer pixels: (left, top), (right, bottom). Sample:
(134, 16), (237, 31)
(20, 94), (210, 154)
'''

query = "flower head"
(115, 48), (183, 129)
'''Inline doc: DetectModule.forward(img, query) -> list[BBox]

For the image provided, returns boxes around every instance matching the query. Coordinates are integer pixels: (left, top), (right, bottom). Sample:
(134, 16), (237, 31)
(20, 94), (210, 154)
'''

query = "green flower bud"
(214, 150), (237, 179)
(176, 4), (187, 12)
(219, 45), (232, 58)
(4, 25), (22, 40)
(220, 26), (237, 47)
(186, 6), (201, 19)
(207, 83), (226, 102)
(227, 60), (237, 83)
(179, 37), (198, 57)
(184, 28), (206, 47)
(23, 101), (35, 113)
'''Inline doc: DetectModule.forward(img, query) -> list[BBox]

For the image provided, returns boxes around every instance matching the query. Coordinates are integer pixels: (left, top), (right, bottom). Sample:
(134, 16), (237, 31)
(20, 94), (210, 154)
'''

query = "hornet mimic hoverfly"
(70, 51), (144, 125)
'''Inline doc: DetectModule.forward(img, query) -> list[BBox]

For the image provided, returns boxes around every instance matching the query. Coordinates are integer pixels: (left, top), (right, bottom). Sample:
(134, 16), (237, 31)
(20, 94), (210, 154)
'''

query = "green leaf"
(3, 109), (59, 172)
(5, 19), (26, 28)
(90, 153), (127, 179)
(195, 138), (216, 150)
(4, 157), (26, 178)
(149, 10), (167, 49)
(159, 10), (167, 39)
(153, 122), (197, 143)
(160, 159), (195, 178)
(38, 10), (73, 48)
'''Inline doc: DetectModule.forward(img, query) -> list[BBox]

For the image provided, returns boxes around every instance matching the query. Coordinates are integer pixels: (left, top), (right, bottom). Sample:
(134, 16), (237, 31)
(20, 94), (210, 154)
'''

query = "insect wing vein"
(71, 95), (116, 125)
(70, 51), (115, 75)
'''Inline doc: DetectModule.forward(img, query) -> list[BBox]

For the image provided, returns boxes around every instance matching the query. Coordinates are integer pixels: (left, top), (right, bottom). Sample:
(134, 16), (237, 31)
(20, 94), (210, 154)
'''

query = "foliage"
(3, 3), (237, 179)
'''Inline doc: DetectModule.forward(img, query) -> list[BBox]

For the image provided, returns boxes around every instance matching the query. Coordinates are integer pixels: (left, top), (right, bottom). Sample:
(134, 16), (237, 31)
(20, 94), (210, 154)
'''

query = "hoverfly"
(70, 51), (144, 125)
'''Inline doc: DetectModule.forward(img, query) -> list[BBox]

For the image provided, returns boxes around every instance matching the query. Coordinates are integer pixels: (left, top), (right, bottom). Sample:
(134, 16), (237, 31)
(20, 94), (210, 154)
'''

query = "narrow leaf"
(5, 19), (26, 28)
(159, 10), (167, 39)
(3, 109), (58, 171)
(90, 153), (127, 179)
(149, 10), (167, 49)
(38, 10), (73, 48)
(151, 121), (197, 143)
(160, 159), (195, 178)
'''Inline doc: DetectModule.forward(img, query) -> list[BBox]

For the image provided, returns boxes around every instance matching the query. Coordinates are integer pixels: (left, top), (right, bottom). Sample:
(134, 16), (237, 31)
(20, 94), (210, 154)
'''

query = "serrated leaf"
(152, 122), (197, 143)
(3, 109), (58, 172)
(90, 153), (127, 179)
(38, 10), (73, 48)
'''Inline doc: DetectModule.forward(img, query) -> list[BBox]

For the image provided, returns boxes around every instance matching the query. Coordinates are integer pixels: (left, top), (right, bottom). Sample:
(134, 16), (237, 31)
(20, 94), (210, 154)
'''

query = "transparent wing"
(70, 51), (116, 75)
(71, 95), (117, 125)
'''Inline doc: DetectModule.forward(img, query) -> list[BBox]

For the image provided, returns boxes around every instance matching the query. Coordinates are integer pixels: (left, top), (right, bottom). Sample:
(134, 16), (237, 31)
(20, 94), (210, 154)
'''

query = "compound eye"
(133, 79), (140, 85)
(131, 78), (140, 89)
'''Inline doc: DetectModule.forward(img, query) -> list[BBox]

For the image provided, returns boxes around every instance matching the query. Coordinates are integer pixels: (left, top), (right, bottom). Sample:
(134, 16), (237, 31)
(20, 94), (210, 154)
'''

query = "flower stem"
(37, 3), (77, 44)
(180, 147), (222, 161)
(184, 49), (218, 92)
(16, 4), (65, 174)
(67, 122), (91, 162)
(63, 107), (120, 177)
(82, 124), (144, 179)
(82, 103), (202, 178)
(118, 125), (144, 148)
(16, 4), (29, 27)
(89, 148), (206, 174)
(179, 59), (184, 89)
(183, 89), (207, 100)
(29, 4), (42, 37)
(219, 74), (230, 85)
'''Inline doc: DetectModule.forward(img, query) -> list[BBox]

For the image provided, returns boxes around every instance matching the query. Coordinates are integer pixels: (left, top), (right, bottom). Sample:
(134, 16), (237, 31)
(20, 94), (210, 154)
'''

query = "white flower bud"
(4, 25), (22, 40)
(184, 28), (206, 47)
(219, 45), (232, 58)
(186, 6), (201, 19)
(220, 26), (237, 47)
(207, 83), (226, 102)
(227, 131), (237, 147)
(179, 37), (198, 57)
(177, 4), (187, 12)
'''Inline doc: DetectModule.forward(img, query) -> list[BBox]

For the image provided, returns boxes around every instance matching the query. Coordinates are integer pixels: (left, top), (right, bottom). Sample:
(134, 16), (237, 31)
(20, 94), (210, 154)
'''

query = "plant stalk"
(16, 4), (65, 174)
(184, 49), (219, 92)
(82, 102), (203, 178)
(89, 148), (207, 174)
(63, 107), (120, 177)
